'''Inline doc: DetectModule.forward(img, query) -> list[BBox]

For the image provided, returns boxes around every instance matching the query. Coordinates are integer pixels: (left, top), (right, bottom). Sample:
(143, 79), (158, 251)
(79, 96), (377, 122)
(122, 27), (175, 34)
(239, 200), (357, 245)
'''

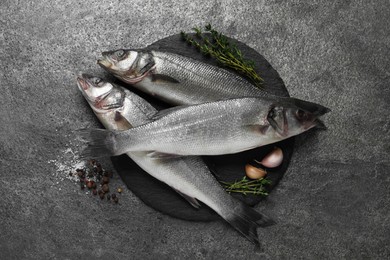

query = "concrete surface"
(1, 0), (389, 259)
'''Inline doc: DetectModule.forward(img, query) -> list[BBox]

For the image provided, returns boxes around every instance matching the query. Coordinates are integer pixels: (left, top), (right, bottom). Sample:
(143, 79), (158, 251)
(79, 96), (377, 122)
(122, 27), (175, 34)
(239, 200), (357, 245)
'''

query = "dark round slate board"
(111, 33), (294, 222)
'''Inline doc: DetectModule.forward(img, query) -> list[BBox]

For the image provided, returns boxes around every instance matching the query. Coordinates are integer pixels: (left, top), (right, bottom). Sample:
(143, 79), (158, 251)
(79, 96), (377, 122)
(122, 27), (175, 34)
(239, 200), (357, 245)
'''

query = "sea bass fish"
(80, 94), (329, 158)
(76, 74), (275, 246)
(97, 49), (272, 105)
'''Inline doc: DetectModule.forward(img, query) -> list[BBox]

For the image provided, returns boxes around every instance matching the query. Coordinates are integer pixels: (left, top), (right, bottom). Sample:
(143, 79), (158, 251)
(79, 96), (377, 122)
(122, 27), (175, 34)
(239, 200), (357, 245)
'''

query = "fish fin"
(150, 74), (180, 84)
(225, 203), (275, 247)
(151, 105), (189, 120)
(146, 151), (182, 159)
(114, 111), (133, 130)
(76, 128), (120, 158)
(174, 189), (201, 209)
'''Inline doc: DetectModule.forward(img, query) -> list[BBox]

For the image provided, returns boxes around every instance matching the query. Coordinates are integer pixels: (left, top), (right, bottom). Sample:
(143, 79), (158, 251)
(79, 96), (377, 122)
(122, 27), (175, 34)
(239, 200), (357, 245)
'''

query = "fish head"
(76, 74), (125, 114)
(267, 98), (330, 138)
(98, 49), (155, 84)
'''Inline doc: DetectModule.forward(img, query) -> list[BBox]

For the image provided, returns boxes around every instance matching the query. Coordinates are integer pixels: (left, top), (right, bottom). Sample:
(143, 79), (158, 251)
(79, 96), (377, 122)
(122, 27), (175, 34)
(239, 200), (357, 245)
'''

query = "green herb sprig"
(220, 176), (271, 196)
(180, 24), (263, 88)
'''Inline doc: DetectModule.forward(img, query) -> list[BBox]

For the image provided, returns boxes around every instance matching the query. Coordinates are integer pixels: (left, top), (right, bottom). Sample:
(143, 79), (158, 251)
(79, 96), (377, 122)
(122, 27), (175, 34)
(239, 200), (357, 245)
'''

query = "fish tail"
(224, 203), (275, 247)
(76, 128), (119, 158)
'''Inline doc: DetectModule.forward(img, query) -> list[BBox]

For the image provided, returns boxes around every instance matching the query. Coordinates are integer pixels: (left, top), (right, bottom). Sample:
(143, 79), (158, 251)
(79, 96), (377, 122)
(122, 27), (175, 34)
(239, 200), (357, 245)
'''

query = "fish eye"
(94, 78), (102, 85)
(296, 109), (307, 119)
(115, 50), (125, 58)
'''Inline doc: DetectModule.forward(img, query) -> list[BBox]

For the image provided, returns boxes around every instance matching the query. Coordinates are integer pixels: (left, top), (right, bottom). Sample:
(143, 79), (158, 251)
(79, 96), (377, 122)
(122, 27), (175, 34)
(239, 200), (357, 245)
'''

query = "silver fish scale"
(151, 51), (269, 105)
(117, 97), (275, 156)
(120, 89), (158, 126)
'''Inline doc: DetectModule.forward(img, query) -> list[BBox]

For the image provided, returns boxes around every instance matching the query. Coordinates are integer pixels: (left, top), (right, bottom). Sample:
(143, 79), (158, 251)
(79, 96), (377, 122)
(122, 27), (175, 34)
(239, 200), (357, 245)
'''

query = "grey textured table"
(1, 1), (389, 259)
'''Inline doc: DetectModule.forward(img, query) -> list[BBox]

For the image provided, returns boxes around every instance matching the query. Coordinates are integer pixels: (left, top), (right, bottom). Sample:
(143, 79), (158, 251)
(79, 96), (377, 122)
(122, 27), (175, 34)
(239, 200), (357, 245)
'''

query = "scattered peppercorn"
(86, 181), (94, 189)
(73, 159), (119, 205)
(102, 176), (109, 184)
(102, 184), (109, 193)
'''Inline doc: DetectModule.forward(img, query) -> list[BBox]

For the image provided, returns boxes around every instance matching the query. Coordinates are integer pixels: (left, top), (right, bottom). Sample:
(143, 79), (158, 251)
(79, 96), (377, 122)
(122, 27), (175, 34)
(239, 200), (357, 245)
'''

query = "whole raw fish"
(77, 74), (275, 246)
(80, 94), (329, 158)
(98, 49), (271, 105)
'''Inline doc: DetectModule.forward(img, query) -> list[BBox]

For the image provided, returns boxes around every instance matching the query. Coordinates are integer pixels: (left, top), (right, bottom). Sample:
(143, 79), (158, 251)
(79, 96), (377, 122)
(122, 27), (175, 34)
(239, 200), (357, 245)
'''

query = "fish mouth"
(77, 73), (97, 88)
(303, 105), (330, 130)
(313, 106), (331, 117)
(313, 118), (327, 130)
(76, 74), (98, 103)
(289, 97), (331, 116)
(76, 75), (90, 91)
(97, 57), (113, 69)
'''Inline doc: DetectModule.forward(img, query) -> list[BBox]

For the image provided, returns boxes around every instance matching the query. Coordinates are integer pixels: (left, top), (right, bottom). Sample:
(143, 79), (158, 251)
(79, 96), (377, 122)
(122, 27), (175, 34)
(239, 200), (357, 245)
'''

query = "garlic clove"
(245, 164), (267, 179)
(258, 147), (283, 168)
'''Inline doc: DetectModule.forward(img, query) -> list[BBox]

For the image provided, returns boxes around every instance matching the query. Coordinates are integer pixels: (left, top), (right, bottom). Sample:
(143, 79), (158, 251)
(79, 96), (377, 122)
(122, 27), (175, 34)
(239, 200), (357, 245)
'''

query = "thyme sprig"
(220, 176), (271, 196)
(180, 24), (263, 88)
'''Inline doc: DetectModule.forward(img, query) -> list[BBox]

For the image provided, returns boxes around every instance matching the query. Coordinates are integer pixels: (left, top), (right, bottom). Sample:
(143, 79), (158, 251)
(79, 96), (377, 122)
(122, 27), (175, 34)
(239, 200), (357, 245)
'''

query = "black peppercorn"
(102, 184), (109, 193)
